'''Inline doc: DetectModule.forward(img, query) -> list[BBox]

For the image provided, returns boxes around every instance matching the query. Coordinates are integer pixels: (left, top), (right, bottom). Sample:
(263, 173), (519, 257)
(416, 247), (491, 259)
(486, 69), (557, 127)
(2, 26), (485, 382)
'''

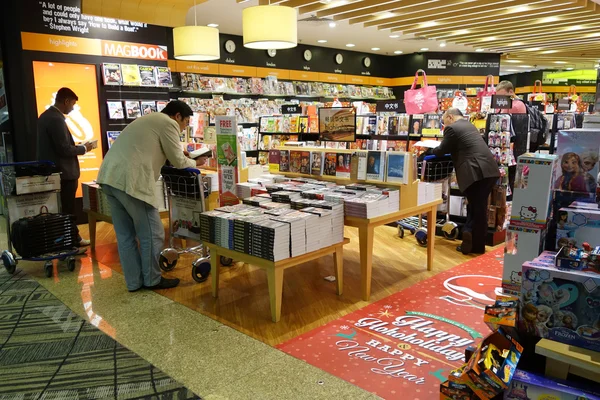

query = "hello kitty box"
(520, 262), (600, 352)
(510, 153), (559, 228)
(503, 225), (547, 295)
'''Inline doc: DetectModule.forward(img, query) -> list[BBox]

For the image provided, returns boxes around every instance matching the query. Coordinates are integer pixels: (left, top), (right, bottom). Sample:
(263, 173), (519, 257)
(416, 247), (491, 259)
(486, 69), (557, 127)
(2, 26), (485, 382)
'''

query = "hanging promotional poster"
(216, 116), (239, 206)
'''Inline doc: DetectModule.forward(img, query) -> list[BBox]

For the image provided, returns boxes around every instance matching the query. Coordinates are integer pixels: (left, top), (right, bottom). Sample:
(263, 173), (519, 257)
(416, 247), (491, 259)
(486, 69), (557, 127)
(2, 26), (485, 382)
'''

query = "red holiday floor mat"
(277, 247), (505, 400)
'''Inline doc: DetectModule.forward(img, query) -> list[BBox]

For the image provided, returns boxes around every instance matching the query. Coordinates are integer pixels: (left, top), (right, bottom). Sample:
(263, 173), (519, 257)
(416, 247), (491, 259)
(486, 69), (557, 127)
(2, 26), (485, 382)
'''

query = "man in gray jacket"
(37, 88), (93, 250)
(434, 108), (500, 255)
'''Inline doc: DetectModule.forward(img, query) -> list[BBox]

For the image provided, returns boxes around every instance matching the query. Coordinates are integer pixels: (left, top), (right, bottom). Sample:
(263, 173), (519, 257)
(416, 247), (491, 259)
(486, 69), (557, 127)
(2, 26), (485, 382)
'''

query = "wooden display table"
(344, 199), (443, 301)
(87, 210), (169, 251)
(535, 339), (600, 382)
(207, 238), (350, 322)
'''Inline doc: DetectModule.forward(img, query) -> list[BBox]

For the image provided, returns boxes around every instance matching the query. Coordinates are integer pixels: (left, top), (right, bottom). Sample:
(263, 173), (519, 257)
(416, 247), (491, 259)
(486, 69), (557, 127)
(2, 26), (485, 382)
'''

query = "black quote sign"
(530, 101), (546, 112)
(491, 95), (512, 109)
(376, 100), (403, 113)
(557, 99), (571, 111)
(281, 104), (302, 114)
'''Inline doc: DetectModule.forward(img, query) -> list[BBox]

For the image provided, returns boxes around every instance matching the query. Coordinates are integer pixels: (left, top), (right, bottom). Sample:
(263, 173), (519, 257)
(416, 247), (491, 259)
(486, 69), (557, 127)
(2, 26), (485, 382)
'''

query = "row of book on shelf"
(179, 72), (395, 99)
(103, 63), (173, 87)
(107, 100), (167, 120)
(258, 113), (442, 136)
(267, 149), (411, 184)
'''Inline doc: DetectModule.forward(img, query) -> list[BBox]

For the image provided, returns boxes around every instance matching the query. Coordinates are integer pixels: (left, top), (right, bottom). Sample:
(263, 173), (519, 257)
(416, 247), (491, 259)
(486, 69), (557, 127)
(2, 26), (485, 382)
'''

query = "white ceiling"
(186, 0), (483, 56)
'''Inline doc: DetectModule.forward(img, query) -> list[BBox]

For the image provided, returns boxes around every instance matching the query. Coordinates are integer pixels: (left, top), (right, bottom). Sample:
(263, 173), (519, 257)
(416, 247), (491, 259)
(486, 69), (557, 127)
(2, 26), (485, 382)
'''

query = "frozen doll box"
(555, 129), (600, 196)
(511, 153), (558, 228)
(555, 206), (600, 250)
(504, 369), (600, 400)
(520, 262), (600, 352)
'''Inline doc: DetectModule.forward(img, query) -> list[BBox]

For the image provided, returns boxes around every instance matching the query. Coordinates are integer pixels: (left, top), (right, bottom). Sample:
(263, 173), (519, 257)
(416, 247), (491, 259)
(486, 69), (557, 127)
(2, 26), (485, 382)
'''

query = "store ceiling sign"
(376, 100), (403, 113)
(21, 32), (167, 61)
(491, 95), (512, 109)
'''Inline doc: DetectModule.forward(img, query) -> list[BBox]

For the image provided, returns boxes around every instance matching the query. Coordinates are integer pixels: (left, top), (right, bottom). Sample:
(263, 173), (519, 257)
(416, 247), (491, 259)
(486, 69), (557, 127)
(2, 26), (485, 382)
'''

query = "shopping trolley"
(397, 154), (459, 247)
(0, 161), (80, 278)
(159, 166), (232, 283)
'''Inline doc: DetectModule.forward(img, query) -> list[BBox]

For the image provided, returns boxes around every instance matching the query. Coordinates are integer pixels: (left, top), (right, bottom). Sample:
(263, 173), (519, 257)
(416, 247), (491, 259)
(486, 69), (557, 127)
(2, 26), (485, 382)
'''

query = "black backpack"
(523, 102), (549, 152)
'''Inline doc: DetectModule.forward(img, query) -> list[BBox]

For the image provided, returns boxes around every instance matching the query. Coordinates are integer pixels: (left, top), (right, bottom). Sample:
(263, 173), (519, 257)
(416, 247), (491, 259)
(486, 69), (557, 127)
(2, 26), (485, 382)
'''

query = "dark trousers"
(61, 179), (81, 242)
(464, 177), (497, 253)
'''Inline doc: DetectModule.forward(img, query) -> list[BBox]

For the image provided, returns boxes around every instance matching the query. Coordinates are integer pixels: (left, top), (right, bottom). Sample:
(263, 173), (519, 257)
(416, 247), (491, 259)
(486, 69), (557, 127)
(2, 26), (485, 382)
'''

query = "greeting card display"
(404, 70), (438, 115)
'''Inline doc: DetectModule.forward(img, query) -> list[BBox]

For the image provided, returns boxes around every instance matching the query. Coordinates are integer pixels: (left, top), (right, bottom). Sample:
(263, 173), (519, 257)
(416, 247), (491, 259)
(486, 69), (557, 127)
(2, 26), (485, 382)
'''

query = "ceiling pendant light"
(243, 5), (298, 50)
(173, 1), (220, 61)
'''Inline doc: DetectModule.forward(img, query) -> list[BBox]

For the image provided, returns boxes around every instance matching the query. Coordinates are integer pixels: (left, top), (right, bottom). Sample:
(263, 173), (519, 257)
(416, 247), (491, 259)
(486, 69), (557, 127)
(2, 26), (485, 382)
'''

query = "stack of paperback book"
(268, 210), (308, 257)
(271, 190), (303, 204)
(250, 219), (290, 262)
(300, 207), (333, 249)
(243, 195), (272, 207)
(236, 182), (261, 200)
(344, 193), (391, 219)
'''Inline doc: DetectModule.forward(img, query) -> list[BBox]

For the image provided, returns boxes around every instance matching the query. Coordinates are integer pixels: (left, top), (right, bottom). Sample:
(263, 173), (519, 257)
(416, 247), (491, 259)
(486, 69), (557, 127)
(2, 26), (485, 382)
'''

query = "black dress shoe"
(128, 287), (142, 293)
(144, 277), (180, 290)
(460, 231), (473, 255)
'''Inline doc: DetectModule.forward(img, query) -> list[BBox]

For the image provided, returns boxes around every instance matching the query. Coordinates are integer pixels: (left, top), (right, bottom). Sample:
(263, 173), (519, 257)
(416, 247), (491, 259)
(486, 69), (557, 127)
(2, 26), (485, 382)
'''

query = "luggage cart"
(397, 154), (459, 246)
(0, 161), (80, 278)
(159, 166), (232, 284)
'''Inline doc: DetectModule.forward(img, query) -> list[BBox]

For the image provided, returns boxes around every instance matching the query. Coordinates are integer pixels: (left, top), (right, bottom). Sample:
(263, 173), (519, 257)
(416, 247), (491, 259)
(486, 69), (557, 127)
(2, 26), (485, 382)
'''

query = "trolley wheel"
(44, 261), (53, 278)
(443, 227), (460, 240)
(66, 257), (76, 272)
(220, 256), (233, 267)
(159, 254), (178, 272)
(192, 258), (211, 283)
(1, 251), (16, 275)
(415, 228), (428, 247)
(398, 226), (405, 239)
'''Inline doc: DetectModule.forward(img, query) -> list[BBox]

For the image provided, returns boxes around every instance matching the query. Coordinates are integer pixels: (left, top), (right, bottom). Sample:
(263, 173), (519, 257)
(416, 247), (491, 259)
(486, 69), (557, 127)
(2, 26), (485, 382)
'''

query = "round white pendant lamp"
(173, 26), (220, 61)
(242, 5), (297, 50)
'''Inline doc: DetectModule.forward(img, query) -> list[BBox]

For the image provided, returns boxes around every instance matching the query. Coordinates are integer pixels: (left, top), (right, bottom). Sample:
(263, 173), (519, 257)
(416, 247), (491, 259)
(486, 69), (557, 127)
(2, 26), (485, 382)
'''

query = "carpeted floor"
(0, 268), (201, 400)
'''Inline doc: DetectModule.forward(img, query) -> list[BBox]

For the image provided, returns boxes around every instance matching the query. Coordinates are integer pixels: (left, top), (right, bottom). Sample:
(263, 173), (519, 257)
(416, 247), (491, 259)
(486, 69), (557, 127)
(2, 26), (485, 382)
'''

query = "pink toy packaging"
(520, 262), (600, 352)
(503, 225), (546, 295)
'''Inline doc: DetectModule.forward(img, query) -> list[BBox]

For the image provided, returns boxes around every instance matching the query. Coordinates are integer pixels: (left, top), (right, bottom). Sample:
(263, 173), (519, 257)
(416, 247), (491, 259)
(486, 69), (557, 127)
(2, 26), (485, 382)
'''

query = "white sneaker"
(79, 239), (91, 247)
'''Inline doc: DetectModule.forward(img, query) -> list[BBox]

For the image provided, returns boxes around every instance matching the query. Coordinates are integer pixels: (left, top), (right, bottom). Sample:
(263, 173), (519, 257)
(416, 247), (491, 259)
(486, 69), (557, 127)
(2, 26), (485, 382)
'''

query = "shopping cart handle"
(423, 154), (450, 161)
(0, 160), (56, 168)
(184, 168), (201, 174)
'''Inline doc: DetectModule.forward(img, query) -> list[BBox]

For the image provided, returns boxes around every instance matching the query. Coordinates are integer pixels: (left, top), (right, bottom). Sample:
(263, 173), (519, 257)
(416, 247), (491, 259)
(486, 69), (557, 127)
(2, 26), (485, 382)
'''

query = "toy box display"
(457, 328), (523, 400)
(546, 189), (597, 251)
(440, 380), (474, 400)
(504, 369), (600, 400)
(556, 206), (600, 250)
(503, 224), (547, 294)
(554, 129), (600, 195)
(484, 299), (518, 334)
(511, 153), (558, 227)
(555, 243), (600, 275)
(520, 262), (600, 351)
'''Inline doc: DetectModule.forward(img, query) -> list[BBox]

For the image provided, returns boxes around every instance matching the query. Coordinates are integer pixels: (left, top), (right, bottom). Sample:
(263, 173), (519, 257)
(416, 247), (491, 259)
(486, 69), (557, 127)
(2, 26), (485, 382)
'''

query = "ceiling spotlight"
(440, 42), (447, 47)
(540, 50), (558, 54)
(394, 50), (403, 54)
(510, 42), (524, 46)
(539, 16), (559, 23)
(455, 29), (470, 35)
(554, 61), (567, 64)
(389, 34), (400, 38)
(476, 48), (485, 52)
(482, 37), (497, 42)
(318, 39), (327, 43)
(420, 47), (429, 51)
(207, 23), (219, 28)
(564, 25), (583, 31)
(420, 21), (438, 28)
(565, 67), (574, 70)
(511, 5), (530, 12)
(506, 69), (519, 72)
(371, 47), (380, 51)
(346, 43), (355, 47)
(526, 47), (541, 51)
(329, 22), (337, 28)
(518, 65), (533, 68)
(505, 60), (522, 63)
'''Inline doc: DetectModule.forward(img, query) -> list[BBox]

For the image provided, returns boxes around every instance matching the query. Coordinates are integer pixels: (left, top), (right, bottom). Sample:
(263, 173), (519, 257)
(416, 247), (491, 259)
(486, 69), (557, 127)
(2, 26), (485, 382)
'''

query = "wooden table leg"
(426, 206), (436, 271)
(333, 245), (343, 296)
(88, 213), (97, 252)
(358, 225), (374, 301)
(211, 248), (220, 298)
(267, 267), (284, 322)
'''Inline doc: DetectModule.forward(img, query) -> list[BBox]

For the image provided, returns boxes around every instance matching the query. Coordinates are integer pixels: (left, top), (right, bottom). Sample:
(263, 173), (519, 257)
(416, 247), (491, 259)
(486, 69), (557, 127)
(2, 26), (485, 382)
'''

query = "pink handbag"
(478, 75), (496, 112)
(404, 69), (438, 114)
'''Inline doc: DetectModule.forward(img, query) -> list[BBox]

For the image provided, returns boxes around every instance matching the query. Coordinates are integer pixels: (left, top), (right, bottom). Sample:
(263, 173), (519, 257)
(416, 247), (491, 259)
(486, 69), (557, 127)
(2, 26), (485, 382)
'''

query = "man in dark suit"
(37, 88), (93, 251)
(434, 108), (500, 255)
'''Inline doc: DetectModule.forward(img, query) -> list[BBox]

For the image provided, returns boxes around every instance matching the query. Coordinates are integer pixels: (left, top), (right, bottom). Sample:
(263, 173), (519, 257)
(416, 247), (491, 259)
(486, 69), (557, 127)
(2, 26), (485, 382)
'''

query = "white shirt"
(97, 112), (195, 207)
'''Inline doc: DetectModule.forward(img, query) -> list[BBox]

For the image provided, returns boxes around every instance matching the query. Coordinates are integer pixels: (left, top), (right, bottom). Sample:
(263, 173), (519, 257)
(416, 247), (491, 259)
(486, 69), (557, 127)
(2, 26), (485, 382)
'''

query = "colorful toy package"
(504, 369), (600, 400)
(503, 224), (547, 294)
(484, 299), (518, 334)
(555, 129), (600, 195)
(555, 244), (600, 275)
(520, 262), (600, 351)
(556, 206), (600, 250)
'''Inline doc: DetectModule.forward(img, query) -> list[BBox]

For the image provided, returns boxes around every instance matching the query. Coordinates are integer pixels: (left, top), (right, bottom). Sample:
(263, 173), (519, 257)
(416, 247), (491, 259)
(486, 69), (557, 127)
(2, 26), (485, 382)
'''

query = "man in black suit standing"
(37, 88), (94, 251)
(434, 108), (500, 255)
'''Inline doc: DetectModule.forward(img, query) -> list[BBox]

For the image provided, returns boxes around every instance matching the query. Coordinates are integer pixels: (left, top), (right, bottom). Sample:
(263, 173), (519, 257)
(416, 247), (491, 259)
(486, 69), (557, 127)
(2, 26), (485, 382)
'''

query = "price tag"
(282, 104), (302, 114)
(376, 100), (403, 113)
(491, 95), (512, 109)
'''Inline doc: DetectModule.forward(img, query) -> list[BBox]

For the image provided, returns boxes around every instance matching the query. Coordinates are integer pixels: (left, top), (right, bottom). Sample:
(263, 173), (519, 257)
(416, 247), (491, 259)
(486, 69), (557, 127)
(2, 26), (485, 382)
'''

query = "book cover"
(423, 114), (441, 136)
(365, 116), (377, 135)
(386, 151), (409, 184)
(258, 151), (269, 166)
(325, 141), (338, 149)
(282, 116), (291, 133)
(323, 152), (337, 176)
(376, 116), (388, 135)
(107, 101), (124, 119)
(102, 63), (122, 85)
(274, 116), (283, 133)
(300, 151), (311, 174)
(268, 149), (280, 172)
(107, 131), (121, 149)
(386, 140), (407, 152)
(156, 101), (168, 112)
(125, 101), (141, 119)
(398, 114), (410, 135)
(366, 151), (385, 181)
(139, 65), (157, 86)
(290, 151), (302, 173)
(335, 153), (351, 179)
(121, 64), (142, 86)
(279, 150), (290, 172)
(356, 116), (364, 137)
(260, 117), (269, 133)
(140, 101), (157, 115)
(357, 151), (368, 180)
(310, 152), (323, 175)
(410, 114), (424, 135)
(290, 116), (300, 133)
(155, 67), (173, 87)
(266, 117), (275, 133)
(388, 116), (399, 135)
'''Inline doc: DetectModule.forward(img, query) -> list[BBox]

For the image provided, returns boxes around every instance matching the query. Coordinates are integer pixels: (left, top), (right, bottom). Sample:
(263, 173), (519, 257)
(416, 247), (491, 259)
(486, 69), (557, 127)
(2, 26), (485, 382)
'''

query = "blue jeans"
(101, 185), (164, 290)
